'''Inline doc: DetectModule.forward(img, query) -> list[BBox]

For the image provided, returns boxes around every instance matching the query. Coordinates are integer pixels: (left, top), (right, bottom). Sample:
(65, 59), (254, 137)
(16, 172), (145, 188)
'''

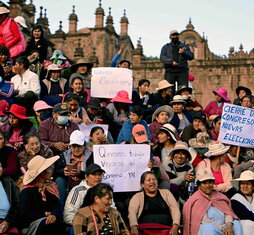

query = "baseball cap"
(132, 124), (148, 143)
(69, 130), (86, 146)
(53, 103), (69, 115)
(170, 29), (179, 35)
(86, 164), (105, 174)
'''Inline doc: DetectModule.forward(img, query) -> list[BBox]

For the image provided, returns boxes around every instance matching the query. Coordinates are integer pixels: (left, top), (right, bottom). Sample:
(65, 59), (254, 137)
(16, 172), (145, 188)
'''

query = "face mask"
(0, 76), (2, 83)
(172, 37), (179, 44)
(50, 77), (60, 83)
(0, 116), (8, 122)
(40, 111), (52, 121)
(57, 115), (69, 125)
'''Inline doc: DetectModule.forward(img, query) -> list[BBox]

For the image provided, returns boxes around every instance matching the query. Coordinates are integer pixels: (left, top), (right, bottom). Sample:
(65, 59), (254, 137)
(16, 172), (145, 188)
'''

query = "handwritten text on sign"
(218, 103), (254, 148)
(91, 67), (133, 99)
(93, 144), (150, 192)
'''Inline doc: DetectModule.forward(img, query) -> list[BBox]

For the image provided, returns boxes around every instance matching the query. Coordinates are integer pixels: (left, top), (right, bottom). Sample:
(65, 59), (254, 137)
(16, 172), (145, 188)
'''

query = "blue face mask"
(0, 116), (8, 122)
(57, 115), (69, 125)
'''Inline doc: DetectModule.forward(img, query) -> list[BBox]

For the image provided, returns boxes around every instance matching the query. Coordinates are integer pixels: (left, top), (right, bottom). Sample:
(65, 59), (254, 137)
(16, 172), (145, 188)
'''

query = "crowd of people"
(1, 5), (254, 235)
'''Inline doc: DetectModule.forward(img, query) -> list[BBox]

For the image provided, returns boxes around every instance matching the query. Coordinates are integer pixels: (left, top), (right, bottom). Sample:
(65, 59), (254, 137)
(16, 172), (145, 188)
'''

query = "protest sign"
(78, 123), (108, 142)
(218, 103), (254, 148)
(93, 144), (150, 192)
(91, 67), (133, 99)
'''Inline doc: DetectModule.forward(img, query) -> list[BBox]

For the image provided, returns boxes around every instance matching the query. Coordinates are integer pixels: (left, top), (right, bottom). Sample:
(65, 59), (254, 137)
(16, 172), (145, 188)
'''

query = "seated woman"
(152, 123), (177, 162)
(162, 141), (194, 202)
(183, 167), (243, 235)
(4, 104), (35, 150)
(132, 78), (158, 123)
(181, 111), (212, 143)
(128, 171), (180, 235)
(62, 75), (90, 109)
(18, 132), (54, 172)
(196, 142), (235, 198)
(149, 105), (174, 144)
(19, 155), (65, 235)
(116, 105), (152, 144)
(204, 88), (231, 122)
(0, 130), (18, 180)
(211, 115), (221, 141)
(107, 90), (132, 141)
(0, 162), (20, 235)
(64, 93), (91, 124)
(231, 170), (254, 235)
(0, 64), (14, 104)
(73, 183), (129, 234)
(40, 64), (69, 106)
(154, 80), (174, 106)
(170, 95), (193, 134)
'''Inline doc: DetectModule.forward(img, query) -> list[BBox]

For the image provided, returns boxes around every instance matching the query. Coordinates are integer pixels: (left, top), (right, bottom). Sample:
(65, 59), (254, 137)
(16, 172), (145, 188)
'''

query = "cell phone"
(66, 163), (76, 171)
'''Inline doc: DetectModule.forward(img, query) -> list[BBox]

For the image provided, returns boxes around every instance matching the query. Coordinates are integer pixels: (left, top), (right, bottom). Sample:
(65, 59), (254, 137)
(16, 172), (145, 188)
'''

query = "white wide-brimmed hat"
(23, 155), (59, 185)
(204, 142), (230, 158)
(196, 168), (215, 182)
(233, 170), (254, 182)
(0, 7), (10, 15)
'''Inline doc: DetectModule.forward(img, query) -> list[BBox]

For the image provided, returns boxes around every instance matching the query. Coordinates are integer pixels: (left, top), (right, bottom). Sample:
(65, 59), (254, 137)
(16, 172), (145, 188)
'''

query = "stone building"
(4, 0), (254, 107)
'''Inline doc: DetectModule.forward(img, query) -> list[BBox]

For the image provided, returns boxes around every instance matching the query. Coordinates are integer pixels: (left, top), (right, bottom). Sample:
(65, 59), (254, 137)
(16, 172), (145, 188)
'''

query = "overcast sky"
(3, 0), (254, 57)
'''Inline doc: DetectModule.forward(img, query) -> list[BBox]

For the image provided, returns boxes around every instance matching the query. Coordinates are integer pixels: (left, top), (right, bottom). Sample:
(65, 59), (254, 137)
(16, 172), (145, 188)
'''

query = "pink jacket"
(2, 17), (26, 57)
(183, 189), (238, 235)
(196, 158), (233, 192)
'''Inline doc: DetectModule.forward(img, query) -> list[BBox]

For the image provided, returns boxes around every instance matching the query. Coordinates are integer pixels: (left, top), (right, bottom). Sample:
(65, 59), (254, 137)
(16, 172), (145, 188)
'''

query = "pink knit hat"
(213, 88), (230, 102)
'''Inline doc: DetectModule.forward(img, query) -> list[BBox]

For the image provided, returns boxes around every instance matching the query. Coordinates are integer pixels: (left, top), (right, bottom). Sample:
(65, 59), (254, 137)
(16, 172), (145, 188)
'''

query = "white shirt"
(11, 69), (40, 96)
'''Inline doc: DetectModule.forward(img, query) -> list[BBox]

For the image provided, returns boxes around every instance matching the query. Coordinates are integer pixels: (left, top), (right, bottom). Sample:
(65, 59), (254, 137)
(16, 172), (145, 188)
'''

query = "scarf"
(183, 189), (238, 235)
(22, 181), (59, 201)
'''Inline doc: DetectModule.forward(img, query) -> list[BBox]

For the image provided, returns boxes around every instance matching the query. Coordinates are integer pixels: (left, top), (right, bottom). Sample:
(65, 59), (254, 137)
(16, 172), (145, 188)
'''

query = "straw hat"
(170, 95), (185, 104)
(156, 80), (174, 91)
(0, 7), (10, 15)
(213, 88), (230, 102)
(151, 105), (174, 122)
(111, 90), (132, 104)
(204, 142), (230, 158)
(23, 155), (60, 185)
(70, 59), (93, 72)
(196, 168), (215, 182)
(233, 170), (254, 182)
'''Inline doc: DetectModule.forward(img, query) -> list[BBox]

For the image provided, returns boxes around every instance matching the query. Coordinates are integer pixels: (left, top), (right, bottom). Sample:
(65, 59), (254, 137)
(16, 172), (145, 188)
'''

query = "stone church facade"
(5, 0), (254, 107)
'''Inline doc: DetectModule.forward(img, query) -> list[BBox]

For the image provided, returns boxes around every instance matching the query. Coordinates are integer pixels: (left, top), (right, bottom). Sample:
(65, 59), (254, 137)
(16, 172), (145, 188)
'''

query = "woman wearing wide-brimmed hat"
(169, 95), (193, 133)
(4, 104), (35, 150)
(149, 105), (174, 144)
(196, 142), (235, 198)
(69, 59), (93, 90)
(204, 88), (231, 122)
(231, 170), (254, 235)
(162, 141), (194, 202)
(40, 63), (69, 106)
(19, 155), (66, 235)
(154, 80), (174, 106)
(183, 167), (243, 235)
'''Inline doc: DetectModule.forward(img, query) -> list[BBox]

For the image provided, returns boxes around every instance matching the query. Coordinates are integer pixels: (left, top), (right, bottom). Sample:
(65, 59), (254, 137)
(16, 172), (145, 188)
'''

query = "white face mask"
(50, 77), (60, 83)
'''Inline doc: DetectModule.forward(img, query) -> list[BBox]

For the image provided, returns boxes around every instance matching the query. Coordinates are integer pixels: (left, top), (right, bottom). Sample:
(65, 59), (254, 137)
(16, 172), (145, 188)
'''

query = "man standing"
(160, 30), (194, 94)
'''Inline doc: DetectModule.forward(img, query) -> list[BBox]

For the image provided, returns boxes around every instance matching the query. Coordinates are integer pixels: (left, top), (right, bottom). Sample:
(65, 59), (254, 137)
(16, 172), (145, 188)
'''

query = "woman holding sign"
(128, 171), (180, 235)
